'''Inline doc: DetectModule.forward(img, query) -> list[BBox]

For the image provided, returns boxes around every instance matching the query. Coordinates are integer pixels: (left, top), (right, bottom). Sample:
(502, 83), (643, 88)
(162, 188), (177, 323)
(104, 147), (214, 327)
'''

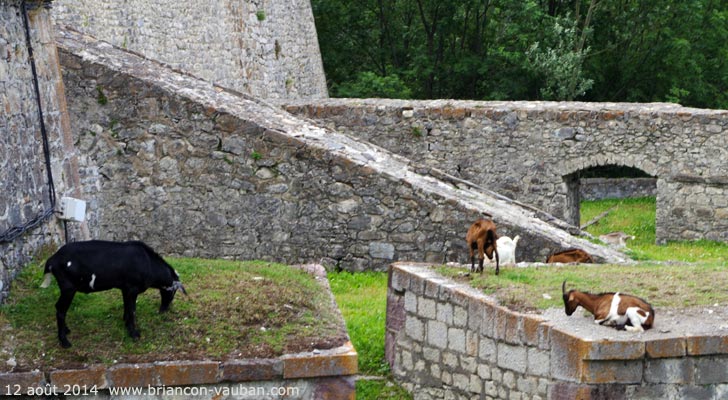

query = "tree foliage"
(526, 16), (593, 100)
(312, 0), (728, 108)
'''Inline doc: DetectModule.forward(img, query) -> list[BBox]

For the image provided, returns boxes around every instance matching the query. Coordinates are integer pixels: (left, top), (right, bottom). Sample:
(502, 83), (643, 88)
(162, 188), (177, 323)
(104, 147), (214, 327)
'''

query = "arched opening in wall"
(563, 165), (657, 232)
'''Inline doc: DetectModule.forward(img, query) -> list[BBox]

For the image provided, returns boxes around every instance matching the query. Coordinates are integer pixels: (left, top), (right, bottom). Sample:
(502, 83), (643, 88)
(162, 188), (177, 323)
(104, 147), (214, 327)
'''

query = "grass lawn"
(581, 197), (728, 262)
(0, 259), (347, 372)
(328, 271), (412, 400)
(438, 262), (728, 312)
(437, 197), (728, 313)
(2, 196), (722, 399)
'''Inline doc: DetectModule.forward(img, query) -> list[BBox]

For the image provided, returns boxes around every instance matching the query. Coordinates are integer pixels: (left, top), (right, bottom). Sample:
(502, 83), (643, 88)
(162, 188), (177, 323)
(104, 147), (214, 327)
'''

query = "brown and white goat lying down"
(562, 281), (655, 332)
(466, 218), (500, 275)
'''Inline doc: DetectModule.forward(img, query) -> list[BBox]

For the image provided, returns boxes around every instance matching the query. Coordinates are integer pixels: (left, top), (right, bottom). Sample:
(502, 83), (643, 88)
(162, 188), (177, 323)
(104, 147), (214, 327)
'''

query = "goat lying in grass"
(599, 231), (635, 249)
(466, 218), (500, 275)
(562, 281), (654, 332)
(41, 240), (187, 348)
(546, 248), (594, 264)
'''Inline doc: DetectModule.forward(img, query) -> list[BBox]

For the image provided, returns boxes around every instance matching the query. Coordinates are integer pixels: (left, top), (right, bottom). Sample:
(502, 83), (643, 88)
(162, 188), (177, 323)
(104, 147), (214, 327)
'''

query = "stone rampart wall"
(580, 178), (657, 201)
(56, 28), (628, 271)
(0, 0), (83, 301)
(52, 0), (327, 101)
(286, 99), (728, 243)
(387, 263), (728, 399)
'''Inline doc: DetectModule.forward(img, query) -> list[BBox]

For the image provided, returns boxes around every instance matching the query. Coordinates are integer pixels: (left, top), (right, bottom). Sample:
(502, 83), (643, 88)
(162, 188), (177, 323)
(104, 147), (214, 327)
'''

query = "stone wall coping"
(285, 98), (728, 118)
(388, 262), (728, 394)
(0, 341), (357, 391)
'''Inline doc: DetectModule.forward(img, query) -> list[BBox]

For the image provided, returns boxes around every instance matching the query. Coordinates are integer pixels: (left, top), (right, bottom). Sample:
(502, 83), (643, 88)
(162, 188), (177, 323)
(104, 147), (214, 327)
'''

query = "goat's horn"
(174, 281), (188, 295)
(562, 280), (567, 295)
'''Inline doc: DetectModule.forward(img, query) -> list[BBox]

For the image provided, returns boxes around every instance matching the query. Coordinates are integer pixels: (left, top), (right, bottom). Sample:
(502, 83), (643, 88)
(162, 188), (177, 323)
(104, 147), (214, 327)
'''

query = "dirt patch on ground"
(0, 322), (350, 374)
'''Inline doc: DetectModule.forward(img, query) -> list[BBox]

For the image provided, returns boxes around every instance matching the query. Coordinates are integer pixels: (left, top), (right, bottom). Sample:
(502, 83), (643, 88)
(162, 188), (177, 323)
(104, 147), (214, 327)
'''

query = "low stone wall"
(386, 263), (728, 399)
(0, 344), (356, 399)
(580, 178), (657, 201)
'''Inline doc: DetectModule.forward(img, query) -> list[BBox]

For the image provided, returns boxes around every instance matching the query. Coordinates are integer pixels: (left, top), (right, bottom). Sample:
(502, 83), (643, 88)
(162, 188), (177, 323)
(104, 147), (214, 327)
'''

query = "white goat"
(599, 231), (635, 249)
(495, 235), (520, 266)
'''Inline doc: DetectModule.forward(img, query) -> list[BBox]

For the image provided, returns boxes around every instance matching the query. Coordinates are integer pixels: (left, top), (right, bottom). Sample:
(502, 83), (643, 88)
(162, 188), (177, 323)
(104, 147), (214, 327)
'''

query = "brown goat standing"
(546, 248), (594, 263)
(466, 219), (500, 275)
(562, 281), (655, 332)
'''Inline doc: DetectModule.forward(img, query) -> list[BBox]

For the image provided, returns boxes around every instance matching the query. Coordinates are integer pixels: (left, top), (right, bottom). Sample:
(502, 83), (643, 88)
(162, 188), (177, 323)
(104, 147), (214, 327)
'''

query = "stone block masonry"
(286, 99), (728, 244)
(0, 336), (357, 399)
(56, 28), (628, 272)
(580, 178), (657, 201)
(386, 263), (728, 399)
(0, 0), (86, 302)
(52, 0), (328, 101)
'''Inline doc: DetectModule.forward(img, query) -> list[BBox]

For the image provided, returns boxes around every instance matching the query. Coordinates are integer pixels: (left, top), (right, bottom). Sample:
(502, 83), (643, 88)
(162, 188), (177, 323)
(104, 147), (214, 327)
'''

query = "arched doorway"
(562, 165), (656, 228)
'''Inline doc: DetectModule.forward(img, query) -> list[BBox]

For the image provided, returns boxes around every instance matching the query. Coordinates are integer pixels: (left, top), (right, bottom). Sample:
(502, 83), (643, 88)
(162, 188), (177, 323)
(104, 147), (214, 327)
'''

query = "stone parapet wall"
(0, 353), (356, 398)
(0, 0), (83, 302)
(580, 178), (657, 201)
(56, 28), (627, 272)
(386, 263), (728, 399)
(286, 99), (728, 243)
(52, 0), (327, 101)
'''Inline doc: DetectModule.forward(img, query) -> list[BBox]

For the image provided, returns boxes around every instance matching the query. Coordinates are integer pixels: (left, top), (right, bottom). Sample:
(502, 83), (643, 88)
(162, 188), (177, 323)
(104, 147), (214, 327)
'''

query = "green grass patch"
(435, 196), (728, 313)
(581, 197), (728, 262)
(438, 262), (728, 312)
(0, 259), (346, 372)
(355, 379), (414, 400)
(329, 271), (412, 400)
(329, 271), (390, 376)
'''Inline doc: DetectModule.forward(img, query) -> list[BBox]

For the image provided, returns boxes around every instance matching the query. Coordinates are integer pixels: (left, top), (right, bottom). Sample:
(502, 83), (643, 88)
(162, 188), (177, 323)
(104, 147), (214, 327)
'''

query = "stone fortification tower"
(52, 0), (328, 101)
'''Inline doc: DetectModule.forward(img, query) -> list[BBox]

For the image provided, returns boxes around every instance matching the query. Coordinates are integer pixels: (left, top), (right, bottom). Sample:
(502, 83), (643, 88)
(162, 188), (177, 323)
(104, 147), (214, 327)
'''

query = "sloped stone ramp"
(56, 28), (628, 270)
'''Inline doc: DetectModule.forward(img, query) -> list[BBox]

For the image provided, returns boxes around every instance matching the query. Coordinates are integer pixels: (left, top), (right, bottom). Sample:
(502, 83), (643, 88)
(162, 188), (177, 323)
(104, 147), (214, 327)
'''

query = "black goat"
(41, 240), (187, 348)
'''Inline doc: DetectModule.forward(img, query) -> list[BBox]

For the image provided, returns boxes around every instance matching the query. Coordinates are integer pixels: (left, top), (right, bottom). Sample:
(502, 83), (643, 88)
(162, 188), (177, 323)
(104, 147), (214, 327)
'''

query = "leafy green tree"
(333, 71), (413, 98)
(526, 16), (594, 100)
(583, 0), (728, 108)
(311, 0), (728, 109)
